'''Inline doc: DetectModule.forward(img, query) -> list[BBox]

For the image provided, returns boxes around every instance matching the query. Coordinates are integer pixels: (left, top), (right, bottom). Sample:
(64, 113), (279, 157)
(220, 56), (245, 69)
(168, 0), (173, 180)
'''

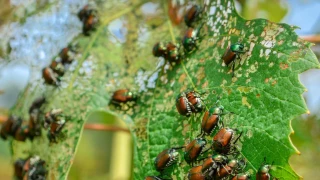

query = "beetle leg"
(222, 164), (232, 174)
(208, 168), (215, 178)
(220, 121), (225, 128)
(237, 52), (242, 64)
(197, 131), (204, 138)
(233, 131), (243, 144)
(263, 157), (267, 165)
(186, 102), (192, 116)
(201, 147), (210, 154)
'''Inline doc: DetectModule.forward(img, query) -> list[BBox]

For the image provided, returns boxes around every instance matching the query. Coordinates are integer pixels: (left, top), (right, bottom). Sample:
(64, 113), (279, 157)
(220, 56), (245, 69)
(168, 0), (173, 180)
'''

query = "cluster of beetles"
(0, 5), (102, 180)
(145, 89), (273, 180)
(153, 4), (245, 76)
(152, 5), (205, 65)
(146, 4), (273, 180)
(42, 4), (99, 87)
(0, 96), (68, 144)
(42, 45), (77, 86)
(0, 96), (66, 179)
(0, 2), (277, 180)
(14, 156), (47, 180)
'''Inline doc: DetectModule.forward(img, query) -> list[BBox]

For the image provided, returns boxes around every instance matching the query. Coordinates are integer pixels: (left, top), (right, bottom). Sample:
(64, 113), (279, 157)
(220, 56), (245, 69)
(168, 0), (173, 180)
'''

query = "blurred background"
(0, 0), (319, 179)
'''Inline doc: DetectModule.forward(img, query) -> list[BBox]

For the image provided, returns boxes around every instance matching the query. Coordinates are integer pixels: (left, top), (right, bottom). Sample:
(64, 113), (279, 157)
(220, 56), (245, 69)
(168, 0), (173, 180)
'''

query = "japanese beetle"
(0, 115), (22, 140)
(182, 24), (204, 52)
(50, 60), (65, 76)
(44, 109), (66, 143)
(154, 147), (182, 172)
(165, 42), (182, 64)
(42, 67), (60, 86)
(231, 171), (251, 180)
(83, 13), (99, 36)
(176, 90), (204, 117)
(187, 165), (205, 180)
(256, 159), (272, 180)
(78, 5), (99, 36)
(28, 97), (45, 138)
(14, 159), (26, 179)
(44, 109), (63, 128)
(184, 138), (207, 164)
(201, 154), (228, 178)
(78, 5), (90, 21)
(212, 128), (242, 154)
(222, 43), (246, 76)
(29, 112), (42, 139)
(200, 105), (224, 135)
(28, 97), (46, 114)
(110, 89), (138, 106)
(59, 47), (76, 64)
(78, 5), (97, 21)
(14, 126), (30, 142)
(153, 42), (167, 57)
(185, 90), (204, 113)
(184, 5), (203, 27)
(47, 118), (66, 143)
(176, 92), (192, 117)
(23, 156), (47, 180)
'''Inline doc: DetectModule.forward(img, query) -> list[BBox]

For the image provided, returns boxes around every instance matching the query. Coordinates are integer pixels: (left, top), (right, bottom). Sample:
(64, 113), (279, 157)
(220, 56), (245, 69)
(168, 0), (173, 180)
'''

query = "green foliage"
(7, 0), (319, 180)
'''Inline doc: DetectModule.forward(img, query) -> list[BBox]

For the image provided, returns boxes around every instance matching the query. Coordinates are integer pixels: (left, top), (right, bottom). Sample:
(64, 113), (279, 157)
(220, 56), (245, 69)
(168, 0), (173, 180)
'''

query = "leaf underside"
(8, 0), (319, 180)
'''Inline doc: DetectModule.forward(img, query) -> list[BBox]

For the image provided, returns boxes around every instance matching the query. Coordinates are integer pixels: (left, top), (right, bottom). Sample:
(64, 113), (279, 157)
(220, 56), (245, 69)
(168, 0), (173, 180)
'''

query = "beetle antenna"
(263, 157), (267, 165)
(197, 130), (204, 138)
(214, 98), (220, 106)
(232, 62), (235, 77)
(221, 121), (225, 128)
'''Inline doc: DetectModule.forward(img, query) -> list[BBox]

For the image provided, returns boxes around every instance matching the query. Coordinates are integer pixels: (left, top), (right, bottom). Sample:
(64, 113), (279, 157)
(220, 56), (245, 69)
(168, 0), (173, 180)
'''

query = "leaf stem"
(84, 123), (130, 133)
(300, 35), (320, 43)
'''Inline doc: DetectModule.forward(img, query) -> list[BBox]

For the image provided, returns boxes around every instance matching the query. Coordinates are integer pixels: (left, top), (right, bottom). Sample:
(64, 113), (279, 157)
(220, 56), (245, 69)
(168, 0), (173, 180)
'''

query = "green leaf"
(6, 0), (319, 180)
(131, 0), (319, 179)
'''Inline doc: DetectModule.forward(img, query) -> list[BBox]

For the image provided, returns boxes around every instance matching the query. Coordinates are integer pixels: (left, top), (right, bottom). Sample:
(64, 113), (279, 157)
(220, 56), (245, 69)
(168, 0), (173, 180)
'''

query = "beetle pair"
(44, 109), (66, 143)
(184, 127), (242, 163)
(188, 155), (246, 180)
(14, 156), (47, 180)
(0, 97), (46, 142)
(176, 90), (205, 117)
(153, 41), (183, 64)
(42, 46), (77, 86)
(184, 128), (243, 165)
(78, 5), (99, 36)
(185, 128), (242, 164)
